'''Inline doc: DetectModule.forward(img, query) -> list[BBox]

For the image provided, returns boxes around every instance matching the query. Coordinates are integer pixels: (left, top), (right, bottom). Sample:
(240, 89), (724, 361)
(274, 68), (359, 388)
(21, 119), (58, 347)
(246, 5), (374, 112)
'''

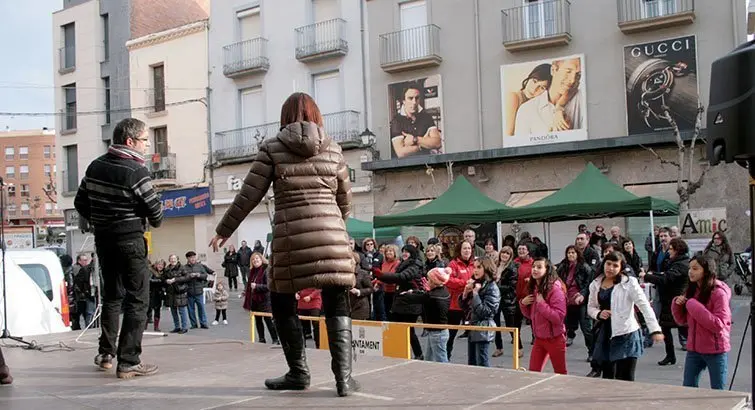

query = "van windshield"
(18, 264), (53, 301)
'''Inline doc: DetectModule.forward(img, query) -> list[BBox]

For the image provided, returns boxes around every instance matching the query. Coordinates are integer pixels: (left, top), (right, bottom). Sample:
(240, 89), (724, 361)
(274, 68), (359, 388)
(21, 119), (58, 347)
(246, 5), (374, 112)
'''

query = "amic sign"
(160, 187), (212, 218)
(351, 324), (382, 357)
(680, 208), (727, 238)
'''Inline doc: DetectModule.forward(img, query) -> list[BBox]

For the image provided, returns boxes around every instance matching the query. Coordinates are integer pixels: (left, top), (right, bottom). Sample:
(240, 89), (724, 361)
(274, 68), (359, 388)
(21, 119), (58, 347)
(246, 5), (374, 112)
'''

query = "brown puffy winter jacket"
(215, 121), (356, 293)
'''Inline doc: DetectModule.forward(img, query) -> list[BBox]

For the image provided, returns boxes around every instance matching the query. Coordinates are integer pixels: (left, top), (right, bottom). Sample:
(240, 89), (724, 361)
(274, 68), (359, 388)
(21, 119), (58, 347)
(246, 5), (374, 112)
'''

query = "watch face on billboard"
(387, 75), (444, 159)
(500, 54), (588, 148)
(624, 35), (699, 135)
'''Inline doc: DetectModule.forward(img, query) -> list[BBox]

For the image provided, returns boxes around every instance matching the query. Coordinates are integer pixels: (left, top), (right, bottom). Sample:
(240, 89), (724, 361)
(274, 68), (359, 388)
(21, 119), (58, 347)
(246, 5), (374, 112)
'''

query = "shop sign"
(160, 187), (212, 218)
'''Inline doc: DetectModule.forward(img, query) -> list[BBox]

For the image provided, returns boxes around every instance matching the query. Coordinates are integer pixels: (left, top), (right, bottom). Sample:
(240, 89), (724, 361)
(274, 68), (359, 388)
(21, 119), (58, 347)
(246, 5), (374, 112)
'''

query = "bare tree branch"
(640, 144), (680, 167)
(42, 173), (57, 204)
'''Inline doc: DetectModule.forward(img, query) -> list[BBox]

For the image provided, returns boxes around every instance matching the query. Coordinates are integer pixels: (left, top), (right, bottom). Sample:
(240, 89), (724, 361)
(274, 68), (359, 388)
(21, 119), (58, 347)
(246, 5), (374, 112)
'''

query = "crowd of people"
(229, 225), (730, 390)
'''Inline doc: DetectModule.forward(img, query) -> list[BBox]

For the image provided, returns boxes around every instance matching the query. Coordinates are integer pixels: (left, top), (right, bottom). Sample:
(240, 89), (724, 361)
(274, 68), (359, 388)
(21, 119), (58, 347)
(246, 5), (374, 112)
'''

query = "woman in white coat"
(588, 251), (664, 381)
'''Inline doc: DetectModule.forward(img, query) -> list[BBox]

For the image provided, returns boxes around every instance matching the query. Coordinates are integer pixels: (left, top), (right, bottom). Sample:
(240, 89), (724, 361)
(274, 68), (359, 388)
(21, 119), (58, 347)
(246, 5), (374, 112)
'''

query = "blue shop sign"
(159, 187), (211, 218)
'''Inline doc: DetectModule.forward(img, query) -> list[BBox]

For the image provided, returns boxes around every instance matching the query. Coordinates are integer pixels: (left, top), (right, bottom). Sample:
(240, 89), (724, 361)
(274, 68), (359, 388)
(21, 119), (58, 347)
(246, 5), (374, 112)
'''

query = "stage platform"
(0, 330), (750, 409)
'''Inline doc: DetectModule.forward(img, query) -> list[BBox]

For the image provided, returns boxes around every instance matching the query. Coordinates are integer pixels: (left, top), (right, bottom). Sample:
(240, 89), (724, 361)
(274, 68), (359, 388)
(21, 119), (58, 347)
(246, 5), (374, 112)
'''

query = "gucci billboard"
(624, 35), (699, 135)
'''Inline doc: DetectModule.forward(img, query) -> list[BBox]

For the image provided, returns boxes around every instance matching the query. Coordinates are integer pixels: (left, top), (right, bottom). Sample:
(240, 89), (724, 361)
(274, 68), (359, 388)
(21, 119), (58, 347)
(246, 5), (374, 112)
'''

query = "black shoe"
(170, 328), (181, 333)
(94, 353), (114, 371)
(116, 362), (159, 379)
(326, 316), (360, 397)
(459, 331), (469, 339)
(178, 329), (188, 334)
(200, 325), (209, 329)
(264, 315), (310, 391)
(586, 369), (601, 378)
(566, 337), (574, 347)
(191, 325), (198, 329)
(658, 357), (676, 366)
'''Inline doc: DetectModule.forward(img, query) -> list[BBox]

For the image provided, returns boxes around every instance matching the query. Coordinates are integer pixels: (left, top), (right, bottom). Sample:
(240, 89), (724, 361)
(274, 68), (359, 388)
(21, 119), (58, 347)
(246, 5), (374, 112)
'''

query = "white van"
(0, 249), (71, 337)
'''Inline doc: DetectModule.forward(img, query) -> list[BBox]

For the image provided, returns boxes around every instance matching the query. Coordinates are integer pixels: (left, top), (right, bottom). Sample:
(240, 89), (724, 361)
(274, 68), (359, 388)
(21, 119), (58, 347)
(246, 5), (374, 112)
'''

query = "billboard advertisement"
(159, 187), (212, 218)
(501, 54), (587, 148)
(387, 75), (444, 159)
(624, 35), (699, 135)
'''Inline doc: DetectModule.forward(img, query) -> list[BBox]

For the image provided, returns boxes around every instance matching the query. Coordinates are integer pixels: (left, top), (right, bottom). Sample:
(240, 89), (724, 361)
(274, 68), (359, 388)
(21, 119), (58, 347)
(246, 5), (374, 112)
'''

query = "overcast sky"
(0, 0), (61, 132)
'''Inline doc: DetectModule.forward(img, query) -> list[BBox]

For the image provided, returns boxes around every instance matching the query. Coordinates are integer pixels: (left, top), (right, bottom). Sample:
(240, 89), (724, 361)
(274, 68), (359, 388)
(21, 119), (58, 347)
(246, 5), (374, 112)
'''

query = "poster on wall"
(624, 35), (699, 135)
(500, 54), (588, 148)
(680, 207), (726, 253)
(387, 75), (444, 159)
(3, 226), (35, 249)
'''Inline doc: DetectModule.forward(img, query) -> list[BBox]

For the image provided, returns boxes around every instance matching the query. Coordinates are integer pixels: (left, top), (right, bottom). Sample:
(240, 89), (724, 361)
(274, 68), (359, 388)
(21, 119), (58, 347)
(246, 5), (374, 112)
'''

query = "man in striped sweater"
(74, 118), (163, 379)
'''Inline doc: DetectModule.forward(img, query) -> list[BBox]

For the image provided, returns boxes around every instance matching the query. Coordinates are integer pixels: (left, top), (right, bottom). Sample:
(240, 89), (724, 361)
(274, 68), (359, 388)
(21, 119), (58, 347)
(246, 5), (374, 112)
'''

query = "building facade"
(0, 130), (63, 234)
(126, 19), (211, 263)
(53, 0), (210, 255)
(207, 0), (375, 268)
(363, 0), (750, 253)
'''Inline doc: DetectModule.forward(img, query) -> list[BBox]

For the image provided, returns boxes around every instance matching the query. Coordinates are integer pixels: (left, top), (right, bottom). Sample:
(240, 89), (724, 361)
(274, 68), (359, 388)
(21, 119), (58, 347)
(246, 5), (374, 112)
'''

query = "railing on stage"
(250, 311), (523, 370)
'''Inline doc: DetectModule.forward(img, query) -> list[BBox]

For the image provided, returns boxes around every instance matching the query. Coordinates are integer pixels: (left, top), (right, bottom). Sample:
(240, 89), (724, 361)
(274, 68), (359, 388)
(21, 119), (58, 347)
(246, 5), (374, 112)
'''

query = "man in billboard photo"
(514, 57), (583, 136)
(390, 82), (442, 159)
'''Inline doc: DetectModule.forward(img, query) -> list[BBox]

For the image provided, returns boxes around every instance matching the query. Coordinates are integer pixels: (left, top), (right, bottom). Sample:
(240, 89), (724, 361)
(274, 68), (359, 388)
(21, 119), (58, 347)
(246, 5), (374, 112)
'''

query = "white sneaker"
(212, 320), (219, 326)
(223, 320), (228, 325)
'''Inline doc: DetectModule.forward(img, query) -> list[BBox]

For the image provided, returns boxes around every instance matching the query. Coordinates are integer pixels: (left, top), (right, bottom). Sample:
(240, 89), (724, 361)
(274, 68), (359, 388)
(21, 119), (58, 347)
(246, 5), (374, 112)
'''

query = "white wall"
(53, 0), (107, 212)
(128, 22), (209, 185)
(209, 0), (366, 135)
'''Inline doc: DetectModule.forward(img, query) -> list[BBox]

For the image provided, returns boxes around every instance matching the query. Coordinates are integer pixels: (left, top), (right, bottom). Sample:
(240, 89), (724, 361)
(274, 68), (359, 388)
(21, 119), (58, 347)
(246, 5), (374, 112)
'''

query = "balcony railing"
(223, 38), (270, 78)
(379, 24), (442, 73)
(617, 0), (695, 33)
(295, 18), (348, 62)
(150, 152), (177, 183)
(145, 88), (166, 113)
(501, 0), (571, 52)
(323, 110), (361, 145)
(213, 122), (280, 161)
(58, 46), (75, 72)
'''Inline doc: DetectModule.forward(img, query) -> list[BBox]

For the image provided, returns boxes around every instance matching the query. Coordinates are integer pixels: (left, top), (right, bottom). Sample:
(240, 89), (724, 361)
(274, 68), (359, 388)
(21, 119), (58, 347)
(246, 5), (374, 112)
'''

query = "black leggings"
(494, 309), (523, 350)
(228, 276), (238, 290)
(298, 308), (321, 348)
(214, 309), (227, 321)
(446, 309), (465, 359)
(271, 287), (350, 320)
(601, 357), (638, 381)
(254, 315), (278, 342)
(391, 312), (422, 358)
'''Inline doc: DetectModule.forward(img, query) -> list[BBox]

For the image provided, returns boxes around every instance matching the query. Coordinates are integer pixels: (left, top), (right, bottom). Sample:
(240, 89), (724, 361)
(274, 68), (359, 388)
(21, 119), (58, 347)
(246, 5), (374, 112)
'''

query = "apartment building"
(126, 18), (210, 262)
(0, 130), (63, 231)
(52, 0), (209, 255)
(363, 0), (750, 251)
(208, 0), (374, 266)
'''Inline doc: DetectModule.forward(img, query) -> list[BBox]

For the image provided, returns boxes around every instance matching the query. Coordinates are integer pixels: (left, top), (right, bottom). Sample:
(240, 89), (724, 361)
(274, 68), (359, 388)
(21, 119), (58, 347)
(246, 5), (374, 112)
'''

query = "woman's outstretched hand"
(209, 235), (228, 252)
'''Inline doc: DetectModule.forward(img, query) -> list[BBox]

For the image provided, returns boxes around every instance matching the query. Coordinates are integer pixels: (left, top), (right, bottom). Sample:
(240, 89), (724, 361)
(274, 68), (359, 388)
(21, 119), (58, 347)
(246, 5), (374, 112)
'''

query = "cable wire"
(0, 98), (206, 117)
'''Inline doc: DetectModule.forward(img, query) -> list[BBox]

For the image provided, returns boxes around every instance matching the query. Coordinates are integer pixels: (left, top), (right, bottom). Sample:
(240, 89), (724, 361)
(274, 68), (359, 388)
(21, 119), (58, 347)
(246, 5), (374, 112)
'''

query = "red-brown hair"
(280, 92), (324, 128)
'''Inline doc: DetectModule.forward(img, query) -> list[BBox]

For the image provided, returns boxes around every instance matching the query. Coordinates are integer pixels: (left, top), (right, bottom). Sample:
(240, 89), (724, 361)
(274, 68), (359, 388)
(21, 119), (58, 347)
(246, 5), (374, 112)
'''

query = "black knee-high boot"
(264, 315), (310, 390)
(325, 316), (360, 397)
(0, 346), (12, 385)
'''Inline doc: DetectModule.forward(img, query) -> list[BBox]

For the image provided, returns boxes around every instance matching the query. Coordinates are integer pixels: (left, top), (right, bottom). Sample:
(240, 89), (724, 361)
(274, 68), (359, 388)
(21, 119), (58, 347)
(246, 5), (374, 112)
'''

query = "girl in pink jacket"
(672, 254), (732, 390)
(520, 257), (567, 374)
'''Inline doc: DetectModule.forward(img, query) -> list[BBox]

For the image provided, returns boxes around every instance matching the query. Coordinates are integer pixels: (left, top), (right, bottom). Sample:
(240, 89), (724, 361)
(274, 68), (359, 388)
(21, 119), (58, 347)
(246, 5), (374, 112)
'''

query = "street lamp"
(359, 128), (379, 161)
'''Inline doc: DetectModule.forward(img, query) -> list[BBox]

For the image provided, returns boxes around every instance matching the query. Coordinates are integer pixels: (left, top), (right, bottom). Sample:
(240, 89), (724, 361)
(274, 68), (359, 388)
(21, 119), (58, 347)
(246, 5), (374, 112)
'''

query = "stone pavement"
(0, 330), (749, 409)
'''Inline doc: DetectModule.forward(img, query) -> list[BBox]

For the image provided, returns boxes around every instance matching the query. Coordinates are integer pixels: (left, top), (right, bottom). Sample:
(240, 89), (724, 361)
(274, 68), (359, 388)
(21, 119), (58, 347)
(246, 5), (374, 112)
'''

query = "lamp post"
(359, 128), (379, 162)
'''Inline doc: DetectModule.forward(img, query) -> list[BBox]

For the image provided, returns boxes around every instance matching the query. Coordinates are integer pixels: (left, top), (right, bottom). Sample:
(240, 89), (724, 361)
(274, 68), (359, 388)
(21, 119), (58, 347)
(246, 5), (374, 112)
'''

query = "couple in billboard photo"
(501, 55), (585, 146)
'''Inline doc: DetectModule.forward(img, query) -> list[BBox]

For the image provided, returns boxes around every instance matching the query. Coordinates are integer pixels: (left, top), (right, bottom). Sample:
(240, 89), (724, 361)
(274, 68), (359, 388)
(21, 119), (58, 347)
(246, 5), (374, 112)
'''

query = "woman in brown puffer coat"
(209, 92), (358, 397)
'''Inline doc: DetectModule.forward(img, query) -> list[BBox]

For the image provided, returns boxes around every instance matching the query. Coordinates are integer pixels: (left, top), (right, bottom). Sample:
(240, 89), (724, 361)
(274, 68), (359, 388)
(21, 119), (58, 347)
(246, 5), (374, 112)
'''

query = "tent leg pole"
(496, 222), (502, 251)
(547, 223), (552, 260)
(649, 211), (656, 252)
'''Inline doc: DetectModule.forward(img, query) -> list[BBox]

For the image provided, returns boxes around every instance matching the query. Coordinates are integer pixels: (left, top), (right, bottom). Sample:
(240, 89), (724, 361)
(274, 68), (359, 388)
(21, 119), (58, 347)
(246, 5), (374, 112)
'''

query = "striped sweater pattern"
(74, 145), (163, 237)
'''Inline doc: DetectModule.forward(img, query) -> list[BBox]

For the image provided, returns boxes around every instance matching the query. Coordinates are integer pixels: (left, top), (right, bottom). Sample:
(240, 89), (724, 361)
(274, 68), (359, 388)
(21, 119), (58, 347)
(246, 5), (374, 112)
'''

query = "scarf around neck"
(108, 144), (145, 164)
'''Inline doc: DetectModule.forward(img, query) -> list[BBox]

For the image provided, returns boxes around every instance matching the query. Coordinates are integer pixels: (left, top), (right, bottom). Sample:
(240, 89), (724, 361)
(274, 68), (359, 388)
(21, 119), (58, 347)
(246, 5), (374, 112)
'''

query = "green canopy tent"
(373, 176), (512, 228)
(500, 163), (679, 223)
(497, 163), (679, 253)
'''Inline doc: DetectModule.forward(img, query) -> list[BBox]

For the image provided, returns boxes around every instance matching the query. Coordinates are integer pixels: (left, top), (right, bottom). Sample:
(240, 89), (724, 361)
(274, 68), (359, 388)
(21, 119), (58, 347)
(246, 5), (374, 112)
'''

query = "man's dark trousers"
(96, 236), (150, 366)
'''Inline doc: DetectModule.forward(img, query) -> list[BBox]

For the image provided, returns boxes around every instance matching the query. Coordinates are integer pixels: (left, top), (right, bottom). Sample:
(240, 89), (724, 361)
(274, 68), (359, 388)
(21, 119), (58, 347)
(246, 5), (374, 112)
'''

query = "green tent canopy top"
(264, 217), (400, 243)
(373, 176), (510, 228)
(500, 162), (679, 223)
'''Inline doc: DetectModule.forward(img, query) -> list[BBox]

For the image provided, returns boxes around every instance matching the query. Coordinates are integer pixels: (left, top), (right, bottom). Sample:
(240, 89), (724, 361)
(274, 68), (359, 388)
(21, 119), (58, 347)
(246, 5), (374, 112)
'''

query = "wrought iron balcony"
(58, 46), (75, 73)
(223, 38), (270, 78)
(150, 152), (177, 185)
(379, 24), (442, 73)
(501, 0), (571, 52)
(213, 122), (280, 161)
(295, 18), (348, 62)
(323, 110), (361, 146)
(617, 0), (695, 33)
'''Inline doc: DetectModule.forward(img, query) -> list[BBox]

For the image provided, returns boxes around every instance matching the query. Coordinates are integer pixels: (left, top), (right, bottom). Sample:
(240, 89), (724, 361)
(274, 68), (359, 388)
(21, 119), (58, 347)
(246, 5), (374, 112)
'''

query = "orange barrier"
(250, 311), (522, 370)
